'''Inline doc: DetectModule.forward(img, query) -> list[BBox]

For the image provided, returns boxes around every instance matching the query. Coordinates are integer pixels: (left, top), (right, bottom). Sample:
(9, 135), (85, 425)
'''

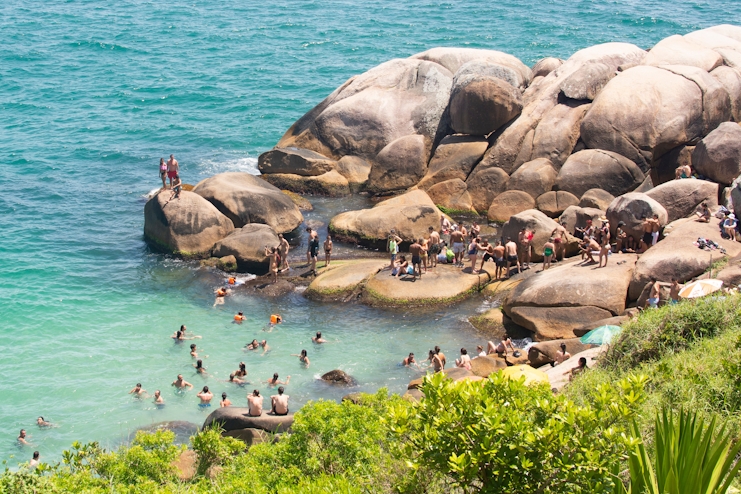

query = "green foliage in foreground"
(1, 377), (650, 493)
(626, 408), (741, 494)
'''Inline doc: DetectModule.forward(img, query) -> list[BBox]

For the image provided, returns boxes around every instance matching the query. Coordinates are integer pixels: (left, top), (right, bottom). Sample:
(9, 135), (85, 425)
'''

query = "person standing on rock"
(505, 237), (519, 278)
(492, 240), (506, 279)
(419, 236), (429, 274)
(517, 228), (533, 270)
(271, 386), (290, 416)
(478, 239), (494, 272)
(247, 390), (263, 416)
(277, 234), (290, 271)
(427, 226), (440, 269)
(650, 214), (661, 246)
(305, 227), (318, 266)
(646, 278), (661, 308)
(264, 246), (279, 283)
(543, 237), (555, 270)
(323, 235), (333, 267)
(387, 230), (402, 271)
(409, 239), (423, 280)
(551, 221), (567, 262)
(598, 218), (610, 268)
(467, 237), (480, 274)
(450, 227), (465, 267)
(158, 158), (167, 189)
(166, 154), (179, 188)
(309, 234), (320, 275)
(670, 278), (681, 304)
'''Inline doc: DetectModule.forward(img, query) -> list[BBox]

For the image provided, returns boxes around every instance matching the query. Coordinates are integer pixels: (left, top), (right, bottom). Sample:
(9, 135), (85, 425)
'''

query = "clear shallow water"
(2, 0), (741, 464)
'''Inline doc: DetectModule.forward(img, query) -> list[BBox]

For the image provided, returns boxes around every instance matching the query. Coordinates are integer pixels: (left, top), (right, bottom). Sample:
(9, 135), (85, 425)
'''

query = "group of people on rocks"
(402, 339), (521, 372)
(262, 227), (333, 282)
(158, 155), (182, 200)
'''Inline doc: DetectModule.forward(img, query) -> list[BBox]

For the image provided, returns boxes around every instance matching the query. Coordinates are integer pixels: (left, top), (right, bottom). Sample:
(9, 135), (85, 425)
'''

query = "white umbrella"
(678, 279), (723, 299)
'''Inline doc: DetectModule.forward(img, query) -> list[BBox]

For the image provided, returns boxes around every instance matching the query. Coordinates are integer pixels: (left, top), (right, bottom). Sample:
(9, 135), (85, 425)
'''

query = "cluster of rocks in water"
(145, 23), (741, 375)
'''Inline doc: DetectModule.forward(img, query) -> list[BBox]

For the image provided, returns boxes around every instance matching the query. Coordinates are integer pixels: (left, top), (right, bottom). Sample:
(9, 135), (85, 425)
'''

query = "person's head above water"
(222, 392), (227, 400)
(180, 325), (186, 331)
(273, 373), (279, 379)
(229, 373), (236, 381)
(300, 349), (307, 357)
(190, 344), (196, 350)
(196, 359), (203, 369)
(316, 331), (322, 338)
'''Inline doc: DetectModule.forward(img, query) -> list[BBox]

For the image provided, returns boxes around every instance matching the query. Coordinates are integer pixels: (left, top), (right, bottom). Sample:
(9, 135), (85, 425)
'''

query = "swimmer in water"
(36, 417), (52, 428)
(193, 359), (208, 375)
(402, 353), (419, 369)
(153, 390), (165, 406)
(214, 287), (229, 306)
(128, 383), (147, 398)
(228, 277), (236, 285)
(234, 362), (248, 378)
(228, 373), (248, 386)
(172, 330), (201, 342)
(312, 331), (327, 344)
(190, 344), (198, 358)
(172, 374), (193, 390)
(18, 429), (30, 446)
(291, 349), (310, 367)
(245, 339), (259, 350)
(266, 373), (290, 386)
(234, 311), (246, 323)
(220, 392), (231, 408)
(197, 386), (213, 407)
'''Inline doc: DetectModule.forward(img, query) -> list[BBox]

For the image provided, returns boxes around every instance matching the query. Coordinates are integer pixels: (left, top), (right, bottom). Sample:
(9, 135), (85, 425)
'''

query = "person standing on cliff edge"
(166, 154), (179, 188)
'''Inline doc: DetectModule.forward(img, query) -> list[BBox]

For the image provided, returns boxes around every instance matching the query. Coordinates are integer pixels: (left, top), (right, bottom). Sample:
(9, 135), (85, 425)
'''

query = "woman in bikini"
(158, 158), (167, 189)
(291, 349), (310, 368)
(468, 237), (480, 274)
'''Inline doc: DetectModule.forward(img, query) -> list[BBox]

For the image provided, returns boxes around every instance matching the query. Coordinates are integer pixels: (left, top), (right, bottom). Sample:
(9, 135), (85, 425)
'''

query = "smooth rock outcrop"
(531, 57), (563, 78)
(449, 74), (523, 135)
(503, 255), (638, 340)
(367, 134), (431, 193)
(335, 156), (372, 192)
(418, 135), (488, 189)
(711, 66), (741, 122)
(305, 260), (387, 301)
(275, 58), (453, 161)
(560, 62), (615, 101)
(578, 189), (615, 211)
(144, 190), (234, 258)
(628, 219), (741, 300)
(581, 65), (731, 169)
(211, 224), (280, 274)
(262, 170), (351, 197)
(556, 149), (645, 198)
(488, 190), (536, 223)
(203, 408), (293, 434)
(507, 158), (557, 198)
(528, 338), (595, 367)
(193, 172), (303, 234)
(536, 191), (579, 218)
(329, 189), (443, 245)
(257, 147), (337, 176)
(466, 167), (510, 213)
(526, 101), (590, 168)
(641, 35), (723, 71)
(501, 209), (571, 259)
(411, 47), (532, 88)
(605, 192), (668, 240)
(470, 356), (507, 377)
(426, 179), (475, 212)
(558, 205), (604, 235)
(692, 122), (741, 185)
(645, 179), (719, 222)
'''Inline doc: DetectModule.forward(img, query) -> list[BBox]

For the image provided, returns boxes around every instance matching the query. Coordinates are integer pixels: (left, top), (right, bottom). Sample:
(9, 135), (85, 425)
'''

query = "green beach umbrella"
(580, 325), (623, 345)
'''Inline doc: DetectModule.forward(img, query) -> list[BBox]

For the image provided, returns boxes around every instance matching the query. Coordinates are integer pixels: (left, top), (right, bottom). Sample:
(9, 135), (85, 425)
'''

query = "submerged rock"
(321, 369), (356, 385)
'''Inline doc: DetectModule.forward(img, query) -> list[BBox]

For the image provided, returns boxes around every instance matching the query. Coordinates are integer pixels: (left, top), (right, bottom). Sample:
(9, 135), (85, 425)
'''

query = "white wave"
(142, 187), (163, 199)
(198, 156), (259, 176)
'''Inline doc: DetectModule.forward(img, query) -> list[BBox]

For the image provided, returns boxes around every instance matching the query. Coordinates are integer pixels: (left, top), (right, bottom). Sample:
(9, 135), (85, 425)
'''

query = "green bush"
(389, 371), (648, 494)
(191, 426), (244, 476)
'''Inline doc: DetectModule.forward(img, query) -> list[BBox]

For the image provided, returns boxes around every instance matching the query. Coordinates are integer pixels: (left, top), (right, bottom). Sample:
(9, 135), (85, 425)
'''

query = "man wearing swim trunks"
(309, 235), (319, 275)
(640, 216), (653, 253)
(427, 226), (440, 268)
(387, 230), (402, 271)
(166, 154), (179, 188)
(450, 228), (465, 266)
(478, 239), (494, 271)
(409, 239), (423, 280)
(504, 237), (518, 278)
(247, 390), (263, 417)
(646, 277), (660, 308)
(305, 227), (318, 265)
(491, 240), (506, 279)
(651, 214), (661, 246)
(197, 386), (213, 407)
(277, 234), (290, 271)
(271, 387), (290, 416)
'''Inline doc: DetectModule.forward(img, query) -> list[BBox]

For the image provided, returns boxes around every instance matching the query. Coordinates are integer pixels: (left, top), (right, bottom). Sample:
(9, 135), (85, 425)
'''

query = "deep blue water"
(1, 0), (740, 464)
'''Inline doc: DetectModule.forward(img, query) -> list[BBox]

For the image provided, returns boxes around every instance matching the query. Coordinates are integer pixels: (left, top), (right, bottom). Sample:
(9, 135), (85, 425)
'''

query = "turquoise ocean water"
(2, 0), (741, 464)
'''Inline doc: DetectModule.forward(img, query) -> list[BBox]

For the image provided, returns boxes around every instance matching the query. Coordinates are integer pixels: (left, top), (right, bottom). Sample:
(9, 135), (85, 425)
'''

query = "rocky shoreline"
(143, 24), (741, 438)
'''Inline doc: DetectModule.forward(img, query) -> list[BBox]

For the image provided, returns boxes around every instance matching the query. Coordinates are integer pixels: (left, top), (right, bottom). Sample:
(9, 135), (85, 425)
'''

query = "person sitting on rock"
(169, 174), (182, 200)
(645, 277), (661, 308)
(553, 343), (571, 365)
(455, 348), (472, 370)
(247, 390), (263, 417)
(696, 202), (711, 223)
(624, 235), (637, 253)
(615, 222), (627, 252)
(675, 163), (692, 179)
(566, 357), (588, 381)
(476, 345), (487, 357)
(487, 338), (515, 357)
(723, 213), (737, 241)
(393, 255), (410, 278)
(271, 386), (290, 416)
(580, 237), (601, 264)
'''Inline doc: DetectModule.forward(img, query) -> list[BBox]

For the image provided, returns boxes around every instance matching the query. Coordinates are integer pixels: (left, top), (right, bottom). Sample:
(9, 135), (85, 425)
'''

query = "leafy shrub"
(389, 372), (648, 494)
(191, 426), (244, 476)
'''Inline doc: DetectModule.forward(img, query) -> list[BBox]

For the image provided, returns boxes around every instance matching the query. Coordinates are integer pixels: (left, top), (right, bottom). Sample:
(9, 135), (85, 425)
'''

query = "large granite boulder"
(578, 189), (615, 211)
(580, 65), (731, 169)
(559, 205), (604, 236)
(262, 170), (351, 197)
(503, 255), (638, 340)
(257, 147), (337, 176)
(470, 356), (507, 377)
(305, 259), (387, 301)
(501, 209), (569, 259)
(193, 172), (303, 234)
(144, 190), (234, 259)
(692, 122), (741, 185)
(628, 218), (741, 300)
(335, 156), (372, 192)
(559, 62), (615, 101)
(555, 149), (645, 198)
(274, 58), (453, 161)
(367, 134), (431, 193)
(426, 179), (475, 212)
(449, 74), (523, 136)
(466, 167), (510, 214)
(605, 192), (669, 240)
(506, 158), (557, 198)
(488, 190), (536, 223)
(645, 179), (719, 222)
(528, 338), (595, 367)
(203, 407), (293, 434)
(536, 191), (579, 218)
(641, 35), (724, 71)
(211, 224), (280, 274)
(411, 47), (532, 88)
(531, 57), (563, 78)
(417, 135), (488, 189)
(710, 66), (741, 123)
(525, 101), (590, 168)
(329, 189), (443, 245)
